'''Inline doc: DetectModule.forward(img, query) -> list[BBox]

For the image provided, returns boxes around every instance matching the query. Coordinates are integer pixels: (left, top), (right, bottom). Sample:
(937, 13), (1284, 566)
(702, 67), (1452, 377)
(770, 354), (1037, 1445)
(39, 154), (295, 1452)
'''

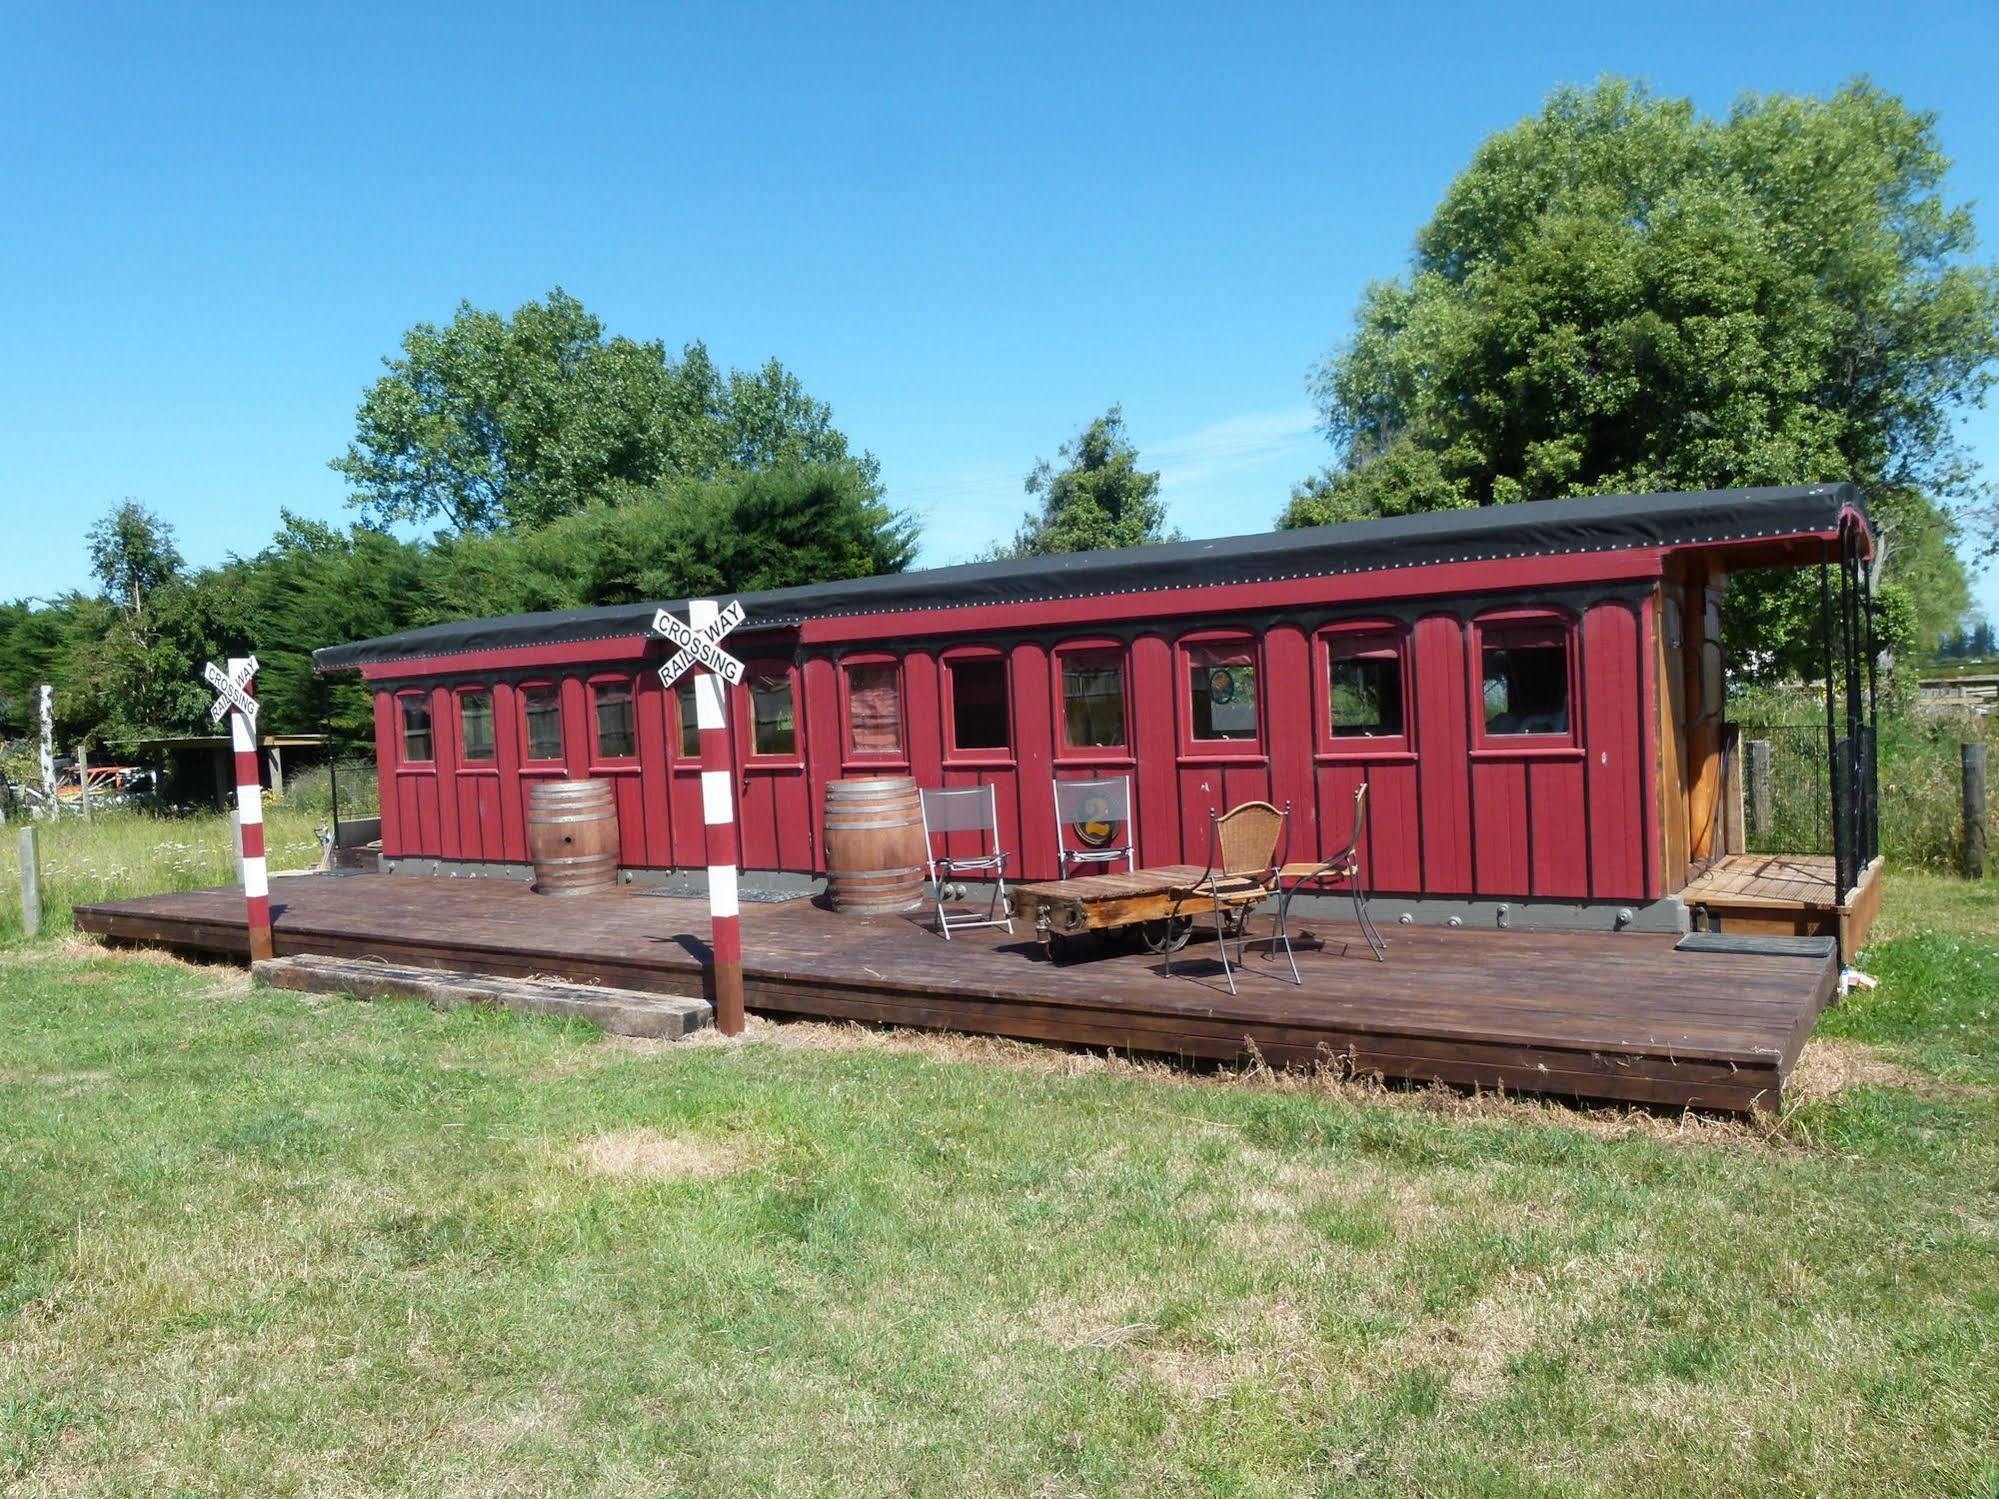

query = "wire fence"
(1737, 724), (1831, 856)
(1738, 711), (1996, 870)
(274, 756), (380, 826)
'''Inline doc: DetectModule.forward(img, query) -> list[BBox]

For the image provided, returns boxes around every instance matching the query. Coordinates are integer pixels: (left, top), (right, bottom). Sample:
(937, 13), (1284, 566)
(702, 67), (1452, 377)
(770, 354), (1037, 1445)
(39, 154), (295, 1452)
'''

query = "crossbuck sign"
(653, 600), (745, 687)
(205, 656), (261, 725)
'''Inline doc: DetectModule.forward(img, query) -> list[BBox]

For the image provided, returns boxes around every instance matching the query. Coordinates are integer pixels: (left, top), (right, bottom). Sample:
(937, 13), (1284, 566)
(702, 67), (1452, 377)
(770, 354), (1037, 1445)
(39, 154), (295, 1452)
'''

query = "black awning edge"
(312, 482), (1863, 672)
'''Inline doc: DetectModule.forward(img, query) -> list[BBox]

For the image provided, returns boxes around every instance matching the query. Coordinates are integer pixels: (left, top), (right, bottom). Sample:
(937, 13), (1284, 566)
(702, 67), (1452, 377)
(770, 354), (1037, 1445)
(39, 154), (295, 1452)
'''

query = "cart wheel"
(1137, 916), (1192, 954)
(1003, 891), (1017, 918)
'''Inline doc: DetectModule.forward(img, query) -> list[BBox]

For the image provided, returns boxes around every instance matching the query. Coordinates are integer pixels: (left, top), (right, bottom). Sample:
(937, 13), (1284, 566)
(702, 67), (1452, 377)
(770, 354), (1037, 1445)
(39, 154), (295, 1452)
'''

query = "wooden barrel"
(527, 778), (620, 895)
(822, 776), (927, 914)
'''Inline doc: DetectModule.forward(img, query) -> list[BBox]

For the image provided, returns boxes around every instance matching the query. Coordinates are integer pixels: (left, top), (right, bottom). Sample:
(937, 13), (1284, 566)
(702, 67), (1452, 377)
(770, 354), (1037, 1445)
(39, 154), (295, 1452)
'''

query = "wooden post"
(1965, 742), (1989, 881)
(690, 599), (745, 1036)
(37, 685), (55, 813)
(18, 826), (40, 937)
(1747, 739), (1772, 845)
(230, 674), (274, 962)
(75, 743), (92, 821)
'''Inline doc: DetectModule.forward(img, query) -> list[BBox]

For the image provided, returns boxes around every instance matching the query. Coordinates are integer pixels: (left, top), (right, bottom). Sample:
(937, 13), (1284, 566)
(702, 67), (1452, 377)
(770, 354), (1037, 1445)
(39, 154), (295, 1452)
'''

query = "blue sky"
(3, 0), (1995, 623)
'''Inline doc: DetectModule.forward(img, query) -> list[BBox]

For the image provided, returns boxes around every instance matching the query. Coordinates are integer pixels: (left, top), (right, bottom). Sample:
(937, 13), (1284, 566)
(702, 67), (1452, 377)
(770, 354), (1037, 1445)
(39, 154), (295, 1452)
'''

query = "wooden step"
(253, 955), (713, 1039)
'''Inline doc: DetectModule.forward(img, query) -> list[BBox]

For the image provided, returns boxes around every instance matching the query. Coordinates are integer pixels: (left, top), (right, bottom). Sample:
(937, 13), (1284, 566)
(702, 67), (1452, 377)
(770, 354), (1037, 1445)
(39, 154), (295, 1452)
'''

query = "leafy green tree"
(1282, 78), (1999, 669)
(999, 407), (1174, 557)
(332, 288), (884, 533)
(86, 501), (183, 624)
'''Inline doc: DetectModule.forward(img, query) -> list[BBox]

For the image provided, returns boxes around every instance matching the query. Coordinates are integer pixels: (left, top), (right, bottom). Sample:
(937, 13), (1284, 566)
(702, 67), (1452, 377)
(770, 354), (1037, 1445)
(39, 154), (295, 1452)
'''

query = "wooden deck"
(73, 874), (1841, 1113)
(1680, 853), (1884, 960)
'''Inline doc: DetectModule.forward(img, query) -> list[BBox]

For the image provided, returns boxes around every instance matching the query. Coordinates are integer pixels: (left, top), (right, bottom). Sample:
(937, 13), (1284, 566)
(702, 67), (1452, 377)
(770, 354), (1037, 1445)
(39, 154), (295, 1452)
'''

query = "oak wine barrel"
(527, 778), (621, 895)
(822, 776), (927, 914)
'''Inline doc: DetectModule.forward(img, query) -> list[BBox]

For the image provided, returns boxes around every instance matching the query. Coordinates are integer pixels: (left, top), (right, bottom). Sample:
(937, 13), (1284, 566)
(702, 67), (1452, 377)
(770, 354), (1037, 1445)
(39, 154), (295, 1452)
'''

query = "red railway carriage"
(313, 483), (1879, 934)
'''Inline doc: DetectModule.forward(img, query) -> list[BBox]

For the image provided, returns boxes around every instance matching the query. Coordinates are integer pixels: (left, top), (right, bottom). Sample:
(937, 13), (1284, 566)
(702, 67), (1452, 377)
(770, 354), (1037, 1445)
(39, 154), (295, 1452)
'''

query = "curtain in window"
(846, 665), (903, 754)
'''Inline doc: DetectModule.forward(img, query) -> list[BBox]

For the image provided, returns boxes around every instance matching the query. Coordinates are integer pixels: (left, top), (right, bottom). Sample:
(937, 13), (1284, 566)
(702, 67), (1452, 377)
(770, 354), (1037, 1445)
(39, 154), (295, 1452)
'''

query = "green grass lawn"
(0, 807), (325, 943)
(2, 883), (1996, 1494)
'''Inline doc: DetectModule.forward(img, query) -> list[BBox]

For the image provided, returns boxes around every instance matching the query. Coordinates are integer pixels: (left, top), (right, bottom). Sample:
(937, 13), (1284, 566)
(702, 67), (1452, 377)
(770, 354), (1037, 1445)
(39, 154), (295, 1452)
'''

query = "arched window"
(1052, 640), (1129, 756)
(840, 655), (905, 762)
(1178, 633), (1261, 750)
(1317, 622), (1411, 755)
(942, 647), (1010, 759)
(743, 661), (800, 759)
(397, 691), (434, 764)
(519, 682), (565, 763)
(456, 687), (496, 764)
(588, 675), (639, 763)
(1472, 609), (1579, 748)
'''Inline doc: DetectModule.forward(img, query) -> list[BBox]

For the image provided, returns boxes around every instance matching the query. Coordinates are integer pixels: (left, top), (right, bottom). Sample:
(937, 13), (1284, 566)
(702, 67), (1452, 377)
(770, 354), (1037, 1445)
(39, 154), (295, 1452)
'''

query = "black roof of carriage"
(313, 482), (1863, 671)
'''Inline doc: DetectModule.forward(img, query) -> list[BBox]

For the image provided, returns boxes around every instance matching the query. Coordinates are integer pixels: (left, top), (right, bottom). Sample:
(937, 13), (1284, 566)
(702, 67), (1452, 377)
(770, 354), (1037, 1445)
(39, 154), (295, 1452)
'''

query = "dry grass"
(568, 1128), (759, 1181)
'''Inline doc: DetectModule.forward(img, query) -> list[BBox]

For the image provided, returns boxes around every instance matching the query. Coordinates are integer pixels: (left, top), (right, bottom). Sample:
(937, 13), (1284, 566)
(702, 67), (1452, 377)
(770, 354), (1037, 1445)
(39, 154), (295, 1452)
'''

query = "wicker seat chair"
(1166, 799), (1291, 993)
(1272, 783), (1389, 963)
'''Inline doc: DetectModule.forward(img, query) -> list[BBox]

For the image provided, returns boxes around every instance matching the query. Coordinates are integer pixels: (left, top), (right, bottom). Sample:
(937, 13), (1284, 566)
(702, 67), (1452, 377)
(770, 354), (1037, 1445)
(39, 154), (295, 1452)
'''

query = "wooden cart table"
(1010, 864), (1271, 959)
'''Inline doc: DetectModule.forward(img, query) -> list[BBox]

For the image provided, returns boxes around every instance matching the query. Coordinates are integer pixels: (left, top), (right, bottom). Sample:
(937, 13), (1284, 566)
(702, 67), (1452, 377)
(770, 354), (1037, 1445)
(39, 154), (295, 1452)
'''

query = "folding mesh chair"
(919, 784), (1013, 939)
(1052, 774), (1136, 878)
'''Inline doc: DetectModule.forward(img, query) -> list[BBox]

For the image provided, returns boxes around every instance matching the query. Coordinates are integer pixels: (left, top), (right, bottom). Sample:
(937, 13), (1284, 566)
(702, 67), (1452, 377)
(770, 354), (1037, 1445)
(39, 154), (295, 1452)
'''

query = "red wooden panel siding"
(360, 581), (1662, 903)
(430, 684), (458, 863)
(1263, 624), (1315, 844)
(1130, 634), (1179, 869)
(492, 682), (526, 863)
(1585, 601), (1649, 900)
(801, 656), (843, 872)
(1471, 759), (1530, 896)
(373, 690), (403, 856)
(632, 667), (673, 869)
(1528, 758), (1589, 898)
(1365, 762), (1422, 892)
(1010, 642), (1057, 876)
(1412, 613), (1473, 893)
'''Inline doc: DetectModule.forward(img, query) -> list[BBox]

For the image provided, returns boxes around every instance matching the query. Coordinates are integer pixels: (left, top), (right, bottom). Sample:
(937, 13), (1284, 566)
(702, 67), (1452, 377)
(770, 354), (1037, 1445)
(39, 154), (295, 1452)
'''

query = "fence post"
(37, 685), (55, 814)
(75, 743), (92, 822)
(1746, 739), (1772, 845)
(18, 826), (41, 938)
(1965, 742), (1989, 881)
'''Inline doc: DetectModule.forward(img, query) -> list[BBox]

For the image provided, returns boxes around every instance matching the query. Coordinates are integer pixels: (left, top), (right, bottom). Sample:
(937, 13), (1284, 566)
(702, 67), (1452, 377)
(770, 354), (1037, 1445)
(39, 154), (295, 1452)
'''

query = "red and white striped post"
(206, 656), (273, 962)
(654, 598), (748, 1036)
(689, 600), (744, 1034)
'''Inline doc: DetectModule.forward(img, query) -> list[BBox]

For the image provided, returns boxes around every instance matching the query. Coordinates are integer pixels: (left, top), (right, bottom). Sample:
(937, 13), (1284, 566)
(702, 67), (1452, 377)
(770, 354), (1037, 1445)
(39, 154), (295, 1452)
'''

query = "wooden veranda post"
(652, 598), (748, 1036)
(1966, 742), (1989, 882)
(205, 656), (273, 963)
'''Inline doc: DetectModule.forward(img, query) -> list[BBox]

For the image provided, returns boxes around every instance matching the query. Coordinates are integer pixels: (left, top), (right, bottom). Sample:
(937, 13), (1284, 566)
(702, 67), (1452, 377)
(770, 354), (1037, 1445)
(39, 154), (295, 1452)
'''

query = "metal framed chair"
(1052, 774), (1136, 878)
(1273, 782), (1388, 963)
(1166, 799), (1291, 994)
(918, 784), (1013, 939)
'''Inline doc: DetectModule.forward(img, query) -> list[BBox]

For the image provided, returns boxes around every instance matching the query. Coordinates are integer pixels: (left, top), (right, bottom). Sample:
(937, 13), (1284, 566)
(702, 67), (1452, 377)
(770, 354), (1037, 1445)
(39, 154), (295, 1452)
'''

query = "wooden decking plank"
(71, 873), (1833, 1111)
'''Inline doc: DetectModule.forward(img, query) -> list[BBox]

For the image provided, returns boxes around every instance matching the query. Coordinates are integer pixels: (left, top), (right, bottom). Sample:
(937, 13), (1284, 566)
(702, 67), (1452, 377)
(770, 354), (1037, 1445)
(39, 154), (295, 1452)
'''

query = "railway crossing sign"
(200, 655), (273, 963)
(649, 599), (748, 1037)
(653, 599), (745, 687)
(205, 656), (261, 725)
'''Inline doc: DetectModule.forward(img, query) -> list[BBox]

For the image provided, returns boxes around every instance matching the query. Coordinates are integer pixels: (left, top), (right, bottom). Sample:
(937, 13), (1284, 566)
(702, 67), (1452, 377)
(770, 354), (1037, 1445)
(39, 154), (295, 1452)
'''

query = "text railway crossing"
(203, 655), (273, 962)
(652, 598), (747, 1035)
